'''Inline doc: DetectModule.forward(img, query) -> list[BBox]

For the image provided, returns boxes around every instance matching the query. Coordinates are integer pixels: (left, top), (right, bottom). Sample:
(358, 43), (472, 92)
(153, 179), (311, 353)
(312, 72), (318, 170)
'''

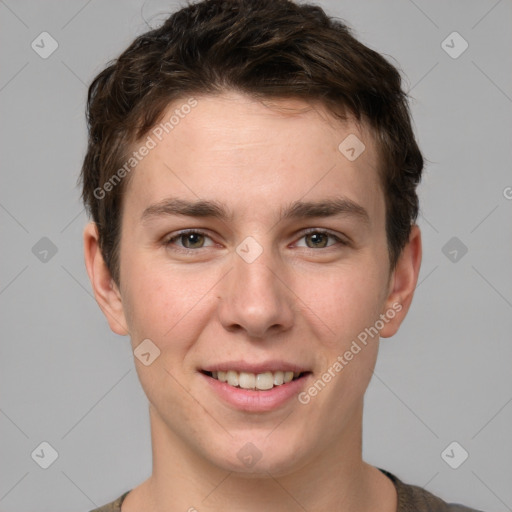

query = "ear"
(83, 222), (129, 336)
(379, 224), (422, 338)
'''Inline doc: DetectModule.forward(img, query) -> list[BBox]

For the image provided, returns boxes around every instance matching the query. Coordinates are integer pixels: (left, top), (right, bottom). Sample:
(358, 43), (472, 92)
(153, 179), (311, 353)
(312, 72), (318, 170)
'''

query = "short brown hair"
(80, 0), (423, 284)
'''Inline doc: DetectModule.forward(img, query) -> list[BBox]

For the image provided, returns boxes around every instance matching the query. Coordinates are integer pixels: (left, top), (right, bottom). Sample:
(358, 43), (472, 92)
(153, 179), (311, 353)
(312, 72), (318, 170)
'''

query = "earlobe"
(379, 224), (422, 338)
(83, 222), (129, 336)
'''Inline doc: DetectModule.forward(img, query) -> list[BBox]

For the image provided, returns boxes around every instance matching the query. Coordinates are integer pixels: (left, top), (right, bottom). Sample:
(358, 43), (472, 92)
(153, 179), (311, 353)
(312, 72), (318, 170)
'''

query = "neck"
(127, 403), (396, 512)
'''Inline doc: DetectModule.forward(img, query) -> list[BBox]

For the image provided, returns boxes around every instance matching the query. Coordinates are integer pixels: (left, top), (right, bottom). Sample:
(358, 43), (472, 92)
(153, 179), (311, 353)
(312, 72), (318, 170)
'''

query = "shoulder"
(88, 490), (131, 512)
(379, 468), (484, 512)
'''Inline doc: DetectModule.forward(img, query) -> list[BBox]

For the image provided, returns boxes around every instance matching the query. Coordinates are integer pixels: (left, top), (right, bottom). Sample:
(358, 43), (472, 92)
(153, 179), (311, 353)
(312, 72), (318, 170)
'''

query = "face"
(87, 92), (419, 477)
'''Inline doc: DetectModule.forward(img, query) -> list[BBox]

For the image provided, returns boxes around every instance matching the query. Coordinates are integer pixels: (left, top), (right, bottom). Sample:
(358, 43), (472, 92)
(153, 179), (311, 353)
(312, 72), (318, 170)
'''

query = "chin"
(207, 434), (308, 477)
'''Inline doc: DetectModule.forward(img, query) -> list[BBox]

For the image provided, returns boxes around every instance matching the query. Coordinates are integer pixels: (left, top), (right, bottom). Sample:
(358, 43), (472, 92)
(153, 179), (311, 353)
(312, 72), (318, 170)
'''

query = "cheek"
(294, 259), (387, 347)
(120, 258), (216, 351)
(312, 261), (388, 408)
(122, 278), (174, 343)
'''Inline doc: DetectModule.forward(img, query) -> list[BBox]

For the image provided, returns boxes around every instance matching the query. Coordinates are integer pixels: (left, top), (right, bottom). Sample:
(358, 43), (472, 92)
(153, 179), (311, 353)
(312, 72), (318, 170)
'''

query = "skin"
(84, 92), (421, 512)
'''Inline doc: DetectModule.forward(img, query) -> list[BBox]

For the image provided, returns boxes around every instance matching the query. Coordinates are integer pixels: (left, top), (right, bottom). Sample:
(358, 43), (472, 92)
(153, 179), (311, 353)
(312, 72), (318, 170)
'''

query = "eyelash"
(163, 228), (348, 252)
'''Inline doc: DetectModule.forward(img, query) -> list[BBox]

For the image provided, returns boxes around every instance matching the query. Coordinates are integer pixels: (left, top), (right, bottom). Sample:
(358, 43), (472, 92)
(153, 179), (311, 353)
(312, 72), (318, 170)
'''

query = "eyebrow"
(141, 197), (370, 226)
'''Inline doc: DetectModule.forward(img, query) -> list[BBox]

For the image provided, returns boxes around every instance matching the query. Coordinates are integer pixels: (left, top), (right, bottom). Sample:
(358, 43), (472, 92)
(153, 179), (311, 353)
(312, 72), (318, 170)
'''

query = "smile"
(203, 370), (305, 390)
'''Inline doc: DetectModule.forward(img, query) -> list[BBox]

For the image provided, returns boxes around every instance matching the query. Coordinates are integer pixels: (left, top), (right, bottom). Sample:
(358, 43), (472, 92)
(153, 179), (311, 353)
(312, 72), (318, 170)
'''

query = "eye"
(295, 229), (346, 249)
(164, 230), (215, 250)
(163, 229), (346, 252)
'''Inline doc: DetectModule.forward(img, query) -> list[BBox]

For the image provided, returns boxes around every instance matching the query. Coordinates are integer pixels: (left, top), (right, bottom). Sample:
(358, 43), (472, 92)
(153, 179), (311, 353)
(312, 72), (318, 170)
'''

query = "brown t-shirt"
(89, 469), (483, 512)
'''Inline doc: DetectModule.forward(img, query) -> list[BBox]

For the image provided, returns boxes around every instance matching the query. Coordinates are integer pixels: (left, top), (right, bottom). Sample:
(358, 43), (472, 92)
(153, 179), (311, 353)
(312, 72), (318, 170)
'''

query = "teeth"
(226, 370), (239, 387)
(256, 372), (274, 390)
(238, 372), (256, 390)
(208, 369), (304, 390)
(273, 371), (284, 385)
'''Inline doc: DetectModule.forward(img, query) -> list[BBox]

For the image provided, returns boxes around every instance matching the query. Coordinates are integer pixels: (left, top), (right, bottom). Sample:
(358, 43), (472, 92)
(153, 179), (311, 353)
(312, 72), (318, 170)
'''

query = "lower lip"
(201, 372), (311, 412)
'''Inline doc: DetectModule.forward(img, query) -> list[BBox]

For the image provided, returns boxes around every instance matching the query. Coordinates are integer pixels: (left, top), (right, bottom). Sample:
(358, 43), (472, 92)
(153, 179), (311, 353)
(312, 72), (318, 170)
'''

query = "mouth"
(200, 365), (313, 412)
(201, 370), (310, 391)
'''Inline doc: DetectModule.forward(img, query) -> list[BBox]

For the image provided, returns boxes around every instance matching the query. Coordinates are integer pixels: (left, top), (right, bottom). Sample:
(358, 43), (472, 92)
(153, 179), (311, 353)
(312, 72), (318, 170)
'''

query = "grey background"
(1, 0), (511, 510)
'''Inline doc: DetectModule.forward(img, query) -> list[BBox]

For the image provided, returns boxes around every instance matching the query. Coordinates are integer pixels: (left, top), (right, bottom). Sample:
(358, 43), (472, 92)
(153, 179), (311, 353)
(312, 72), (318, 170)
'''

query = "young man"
(81, 1), (482, 510)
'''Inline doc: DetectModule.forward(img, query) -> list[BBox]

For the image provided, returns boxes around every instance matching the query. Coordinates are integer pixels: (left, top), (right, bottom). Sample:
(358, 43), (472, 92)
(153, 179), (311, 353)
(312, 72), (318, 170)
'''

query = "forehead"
(123, 92), (384, 226)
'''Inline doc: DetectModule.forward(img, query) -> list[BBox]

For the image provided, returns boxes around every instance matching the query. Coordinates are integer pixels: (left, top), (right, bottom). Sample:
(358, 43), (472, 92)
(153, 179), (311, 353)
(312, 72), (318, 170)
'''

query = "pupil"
(308, 233), (327, 248)
(184, 233), (203, 248)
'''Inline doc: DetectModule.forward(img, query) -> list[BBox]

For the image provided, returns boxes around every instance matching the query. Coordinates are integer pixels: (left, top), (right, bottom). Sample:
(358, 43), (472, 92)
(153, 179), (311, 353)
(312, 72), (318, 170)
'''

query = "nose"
(216, 245), (294, 339)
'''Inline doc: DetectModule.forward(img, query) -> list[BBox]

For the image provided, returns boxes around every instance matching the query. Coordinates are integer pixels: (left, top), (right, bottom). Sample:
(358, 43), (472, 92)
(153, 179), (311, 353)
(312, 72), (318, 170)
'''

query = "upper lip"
(201, 360), (311, 374)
